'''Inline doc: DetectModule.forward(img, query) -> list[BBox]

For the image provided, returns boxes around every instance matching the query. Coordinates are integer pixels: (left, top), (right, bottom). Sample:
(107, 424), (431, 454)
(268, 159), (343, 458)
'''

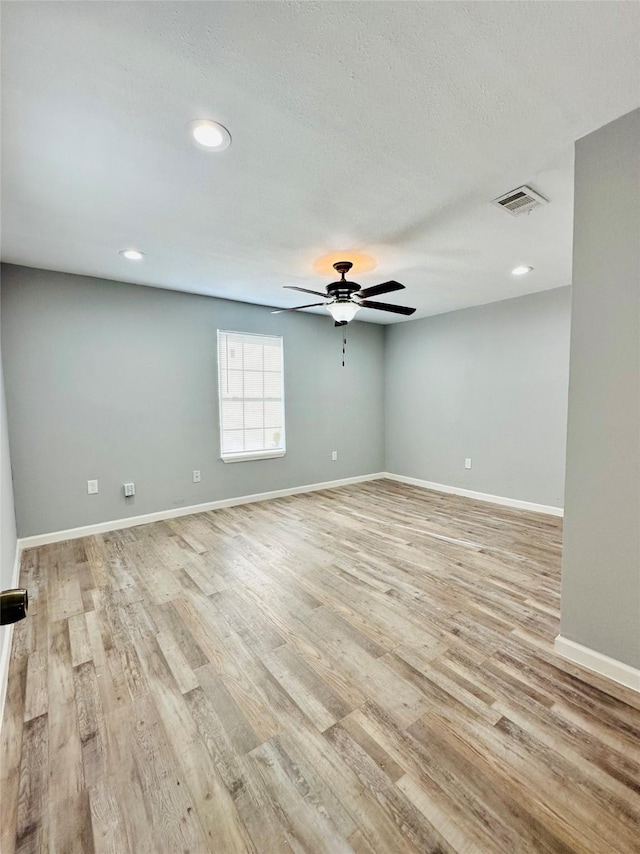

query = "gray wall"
(1, 370), (17, 588)
(385, 287), (571, 508)
(1, 280), (18, 689)
(561, 109), (640, 669)
(1, 264), (385, 537)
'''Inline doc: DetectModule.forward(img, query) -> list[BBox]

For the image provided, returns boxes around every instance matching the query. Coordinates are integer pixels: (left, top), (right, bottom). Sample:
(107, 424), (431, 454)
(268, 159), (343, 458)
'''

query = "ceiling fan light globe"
(327, 301), (360, 323)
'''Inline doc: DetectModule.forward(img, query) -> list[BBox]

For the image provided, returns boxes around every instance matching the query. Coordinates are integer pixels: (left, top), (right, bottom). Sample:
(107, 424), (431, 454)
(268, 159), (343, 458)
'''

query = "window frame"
(216, 329), (286, 464)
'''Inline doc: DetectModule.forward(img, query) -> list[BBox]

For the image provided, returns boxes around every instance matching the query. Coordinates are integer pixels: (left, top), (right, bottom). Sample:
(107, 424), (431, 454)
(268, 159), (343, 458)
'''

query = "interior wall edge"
(14, 469), (566, 550)
(560, 107), (640, 670)
(554, 635), (640, 693)
(384, 472), (564, 516)
(0, 273), (19, 733)
(16, 472), (386, 547)
(0, 543), (22, 733)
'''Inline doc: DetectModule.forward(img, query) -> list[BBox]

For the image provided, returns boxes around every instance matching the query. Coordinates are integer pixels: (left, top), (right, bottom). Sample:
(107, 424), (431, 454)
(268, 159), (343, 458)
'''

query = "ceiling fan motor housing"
(327, 283), (361, 299)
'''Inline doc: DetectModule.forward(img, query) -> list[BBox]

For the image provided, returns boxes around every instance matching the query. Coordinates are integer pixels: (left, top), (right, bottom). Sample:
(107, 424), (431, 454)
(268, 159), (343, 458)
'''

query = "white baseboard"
(0, 543), (23, 732)
(18, 470), (564, 550)
(383, 472), (564, 517)
(17, 472), (386, 549)
(555, 635), (640, 693)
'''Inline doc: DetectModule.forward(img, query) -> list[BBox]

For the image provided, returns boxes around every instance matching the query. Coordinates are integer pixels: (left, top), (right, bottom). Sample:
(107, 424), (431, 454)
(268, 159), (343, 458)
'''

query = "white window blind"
(217, 330), (285, 462)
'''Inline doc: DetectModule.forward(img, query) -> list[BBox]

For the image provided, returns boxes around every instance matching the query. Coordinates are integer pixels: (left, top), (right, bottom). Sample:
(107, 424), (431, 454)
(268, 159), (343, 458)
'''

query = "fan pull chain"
(342, 329), (347, 367)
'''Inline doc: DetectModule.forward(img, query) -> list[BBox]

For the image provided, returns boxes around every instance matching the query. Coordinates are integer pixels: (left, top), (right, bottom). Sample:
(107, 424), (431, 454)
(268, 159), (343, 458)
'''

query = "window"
(217, 330), (285, 462)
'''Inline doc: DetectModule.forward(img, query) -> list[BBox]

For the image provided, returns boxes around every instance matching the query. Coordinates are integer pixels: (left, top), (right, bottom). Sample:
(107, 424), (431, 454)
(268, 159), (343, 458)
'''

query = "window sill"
(221, 450), (286, 464)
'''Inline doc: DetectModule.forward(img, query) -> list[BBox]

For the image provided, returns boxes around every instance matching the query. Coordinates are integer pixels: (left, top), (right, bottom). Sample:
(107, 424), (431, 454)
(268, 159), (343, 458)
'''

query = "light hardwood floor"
(1, 480), (639, 853)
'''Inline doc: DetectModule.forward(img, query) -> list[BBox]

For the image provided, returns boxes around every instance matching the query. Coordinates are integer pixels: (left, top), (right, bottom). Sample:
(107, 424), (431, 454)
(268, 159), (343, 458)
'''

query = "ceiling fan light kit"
(327, 301), (360, 323)
(272, 260), (416, 326)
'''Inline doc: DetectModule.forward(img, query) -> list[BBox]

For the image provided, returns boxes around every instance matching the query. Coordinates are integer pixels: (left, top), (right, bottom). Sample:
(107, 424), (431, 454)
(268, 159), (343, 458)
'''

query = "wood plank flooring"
(1, 480), (639, 853)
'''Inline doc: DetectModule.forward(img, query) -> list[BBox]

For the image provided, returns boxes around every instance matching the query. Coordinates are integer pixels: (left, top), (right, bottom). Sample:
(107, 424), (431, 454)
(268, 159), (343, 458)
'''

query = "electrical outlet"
(192, 470), (201, 483)
(331, 451), (338, 461)
(465, 458), (472, 470)
(87, 479), (99, 495)
(124, 482), (135, 497)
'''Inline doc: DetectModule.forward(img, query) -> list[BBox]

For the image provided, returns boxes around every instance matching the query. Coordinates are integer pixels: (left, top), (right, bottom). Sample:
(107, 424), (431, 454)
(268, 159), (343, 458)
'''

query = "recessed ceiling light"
(511, 265), (533, 276)
(119, 249), (145, 261)
(188, 119), (231, 151)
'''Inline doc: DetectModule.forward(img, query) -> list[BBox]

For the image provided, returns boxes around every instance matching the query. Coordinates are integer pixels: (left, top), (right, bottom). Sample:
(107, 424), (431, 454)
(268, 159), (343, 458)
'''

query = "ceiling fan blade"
(283, 285), (328, 297)
(271, 302), (326, 314)
(358, 299), (416, 316)
(356, 280), (404, 299)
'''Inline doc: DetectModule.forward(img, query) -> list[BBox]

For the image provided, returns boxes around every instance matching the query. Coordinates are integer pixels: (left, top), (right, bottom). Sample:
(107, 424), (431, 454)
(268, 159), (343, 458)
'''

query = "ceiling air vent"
(492, 185), (548, 217)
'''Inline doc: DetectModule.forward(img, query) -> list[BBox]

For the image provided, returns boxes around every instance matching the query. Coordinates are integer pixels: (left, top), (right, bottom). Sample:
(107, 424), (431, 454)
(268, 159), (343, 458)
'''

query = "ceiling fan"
(271, 261), (416, 326)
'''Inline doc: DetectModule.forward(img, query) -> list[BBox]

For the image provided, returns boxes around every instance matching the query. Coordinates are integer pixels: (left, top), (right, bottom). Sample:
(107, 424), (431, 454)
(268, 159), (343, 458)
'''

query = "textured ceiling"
(1, 1), (639, 322)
